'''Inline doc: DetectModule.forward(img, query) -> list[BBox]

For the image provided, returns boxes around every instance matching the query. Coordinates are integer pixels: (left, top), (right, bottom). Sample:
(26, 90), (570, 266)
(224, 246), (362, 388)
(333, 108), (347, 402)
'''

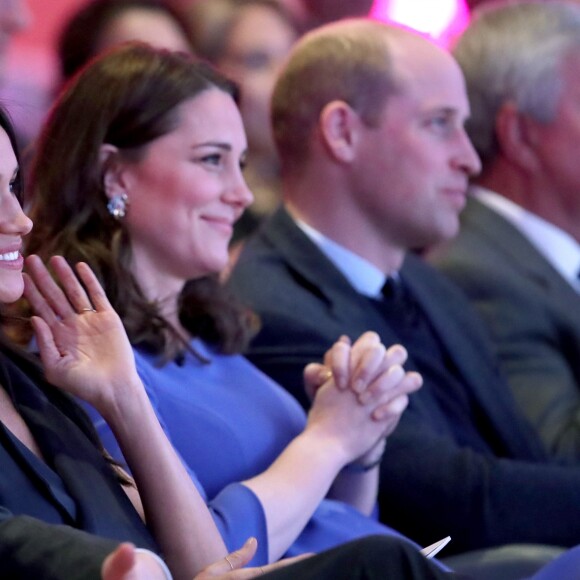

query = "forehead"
(389, 35), (470, 116)
(171, 89), (247, 142)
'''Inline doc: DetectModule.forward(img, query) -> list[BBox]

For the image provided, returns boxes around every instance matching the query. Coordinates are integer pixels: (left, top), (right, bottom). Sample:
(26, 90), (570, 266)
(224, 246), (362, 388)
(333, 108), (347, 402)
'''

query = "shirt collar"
(295, 218), (386, 298)
(473, 186), (580, 289)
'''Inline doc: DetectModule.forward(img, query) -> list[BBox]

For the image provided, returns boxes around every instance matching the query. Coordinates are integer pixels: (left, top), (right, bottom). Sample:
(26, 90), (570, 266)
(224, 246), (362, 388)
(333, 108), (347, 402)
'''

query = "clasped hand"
(303, 332), (422, 464)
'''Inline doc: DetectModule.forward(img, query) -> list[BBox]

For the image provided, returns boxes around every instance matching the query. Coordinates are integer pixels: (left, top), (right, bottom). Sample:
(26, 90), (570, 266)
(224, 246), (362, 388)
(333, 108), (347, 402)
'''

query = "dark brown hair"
(26, 43), (255, 362)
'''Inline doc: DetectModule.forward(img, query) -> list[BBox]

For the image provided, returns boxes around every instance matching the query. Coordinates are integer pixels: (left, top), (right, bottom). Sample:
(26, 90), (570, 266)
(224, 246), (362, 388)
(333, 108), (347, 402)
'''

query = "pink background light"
(370, 0), (470, 46)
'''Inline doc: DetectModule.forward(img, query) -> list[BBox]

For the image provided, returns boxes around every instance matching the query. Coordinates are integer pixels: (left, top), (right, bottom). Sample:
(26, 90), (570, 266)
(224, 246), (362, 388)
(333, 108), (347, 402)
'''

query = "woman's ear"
(319, 100), (359, 163)
(99, 143), (129, 200)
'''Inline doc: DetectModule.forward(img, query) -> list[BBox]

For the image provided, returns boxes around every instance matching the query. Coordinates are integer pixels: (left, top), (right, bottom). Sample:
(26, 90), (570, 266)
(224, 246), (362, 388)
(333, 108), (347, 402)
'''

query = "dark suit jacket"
(229, 206), (580, 554)
(432, 196), (580, 460)
(0, 344), (158, 579)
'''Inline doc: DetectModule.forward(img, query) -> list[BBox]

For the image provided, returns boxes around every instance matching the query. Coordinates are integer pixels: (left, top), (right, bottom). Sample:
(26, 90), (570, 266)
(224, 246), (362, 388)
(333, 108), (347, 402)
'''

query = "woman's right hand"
(303, 332), (422, 464)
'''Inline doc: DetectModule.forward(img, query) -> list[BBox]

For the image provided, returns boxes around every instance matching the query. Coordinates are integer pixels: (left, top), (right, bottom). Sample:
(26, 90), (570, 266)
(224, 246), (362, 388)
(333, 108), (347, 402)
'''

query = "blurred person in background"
(57, 0), (192, 87)
(0, 0), (30, 81)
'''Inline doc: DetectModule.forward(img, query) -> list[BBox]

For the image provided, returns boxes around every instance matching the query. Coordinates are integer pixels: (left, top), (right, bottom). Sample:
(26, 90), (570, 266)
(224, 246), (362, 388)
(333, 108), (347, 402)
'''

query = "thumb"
(101, 543), (136, 580)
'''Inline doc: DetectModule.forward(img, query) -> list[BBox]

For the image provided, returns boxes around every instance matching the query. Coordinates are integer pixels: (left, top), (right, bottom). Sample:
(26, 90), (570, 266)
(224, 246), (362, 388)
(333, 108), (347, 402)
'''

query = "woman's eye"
(201, 153), (222, 166)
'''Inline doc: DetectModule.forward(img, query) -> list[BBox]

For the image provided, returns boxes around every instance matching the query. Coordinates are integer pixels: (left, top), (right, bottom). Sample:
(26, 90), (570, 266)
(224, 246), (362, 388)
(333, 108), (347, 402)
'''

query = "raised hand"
(23, 255), (141, 414)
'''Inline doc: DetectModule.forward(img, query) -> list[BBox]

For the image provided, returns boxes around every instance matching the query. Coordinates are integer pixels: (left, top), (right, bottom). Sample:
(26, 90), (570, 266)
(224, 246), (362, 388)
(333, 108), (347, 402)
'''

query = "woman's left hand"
(23, 255), (141, 412)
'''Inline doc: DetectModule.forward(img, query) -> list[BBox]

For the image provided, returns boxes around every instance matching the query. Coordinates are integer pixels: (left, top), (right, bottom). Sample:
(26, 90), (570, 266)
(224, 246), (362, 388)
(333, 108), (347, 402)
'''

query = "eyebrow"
(191, 142), (232, 151)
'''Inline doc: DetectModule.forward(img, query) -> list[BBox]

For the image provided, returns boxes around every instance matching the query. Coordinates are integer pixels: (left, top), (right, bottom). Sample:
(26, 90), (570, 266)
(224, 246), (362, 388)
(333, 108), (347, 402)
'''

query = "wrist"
(342, 439), (387, 474)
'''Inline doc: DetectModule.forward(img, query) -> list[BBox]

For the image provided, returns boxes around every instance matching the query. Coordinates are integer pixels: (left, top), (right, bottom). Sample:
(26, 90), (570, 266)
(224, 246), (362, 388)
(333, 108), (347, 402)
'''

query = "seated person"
(227, 16), (580, 555)
(430, 1), (580, 461)
(0, 100), (453, 580)
(57, 0), (192, 85)
(23, 42), (443, 569)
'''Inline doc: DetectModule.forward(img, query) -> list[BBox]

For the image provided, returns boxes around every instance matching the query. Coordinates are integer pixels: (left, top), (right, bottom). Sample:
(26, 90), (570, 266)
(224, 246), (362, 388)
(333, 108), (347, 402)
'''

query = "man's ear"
(319, 100), (360, 163)
(99, 143), (131, 200)
(495, 101), (541, 171)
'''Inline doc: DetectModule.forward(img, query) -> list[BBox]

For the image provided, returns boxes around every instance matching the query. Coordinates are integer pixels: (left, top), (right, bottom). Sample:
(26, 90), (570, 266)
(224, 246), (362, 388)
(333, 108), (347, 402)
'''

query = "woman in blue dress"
(24, 42), (427, 567)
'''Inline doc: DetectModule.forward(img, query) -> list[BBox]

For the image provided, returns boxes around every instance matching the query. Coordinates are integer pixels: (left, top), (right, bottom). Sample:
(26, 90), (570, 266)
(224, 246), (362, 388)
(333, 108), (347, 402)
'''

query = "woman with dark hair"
(0, 101), (461, 580)
(24, 42), (434, 567)
(0, 102), (246, 579)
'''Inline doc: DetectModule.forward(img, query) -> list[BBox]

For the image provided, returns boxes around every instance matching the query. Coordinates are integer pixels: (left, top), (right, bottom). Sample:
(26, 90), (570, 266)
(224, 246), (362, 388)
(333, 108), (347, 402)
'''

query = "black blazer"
(433, 196), (580, 460)
(0, 344), (158, 579)
(230, 206), (580, 553)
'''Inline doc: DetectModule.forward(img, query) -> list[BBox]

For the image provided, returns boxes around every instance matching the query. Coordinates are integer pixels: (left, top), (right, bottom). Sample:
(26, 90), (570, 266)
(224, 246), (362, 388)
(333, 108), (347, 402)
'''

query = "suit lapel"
(464, 198), (580, 315)
(402, 254), (548, 459)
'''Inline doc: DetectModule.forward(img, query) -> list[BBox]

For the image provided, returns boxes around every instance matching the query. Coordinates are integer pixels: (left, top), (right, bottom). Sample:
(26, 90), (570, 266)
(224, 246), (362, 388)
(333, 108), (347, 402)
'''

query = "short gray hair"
(454, 0), (580, 165)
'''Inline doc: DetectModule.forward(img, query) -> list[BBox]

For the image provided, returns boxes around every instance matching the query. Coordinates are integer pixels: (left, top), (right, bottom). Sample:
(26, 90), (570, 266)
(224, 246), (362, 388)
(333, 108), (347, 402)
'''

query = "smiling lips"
(0, 249), (23, 268)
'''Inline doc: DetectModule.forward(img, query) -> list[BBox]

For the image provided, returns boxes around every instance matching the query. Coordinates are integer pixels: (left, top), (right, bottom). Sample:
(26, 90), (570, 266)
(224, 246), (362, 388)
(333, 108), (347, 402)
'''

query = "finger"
(372, 392), (410, 423)
(101, 543), (136, 580)
(384, 344), (408, 367)
(214, 554), (313, 580)
(350, 331), (381, 367)
(25, 255), (77, 320)
(359, 366), (422, 406)
(303, 363), (325, 400)
(200, 537), (258, 576)
(23, 272), (59, 327)
(49, 256), (95, 313)
(365, 371), (422, 414)
(350, 342), (387, 394)
(75, 262), (114, 312)
(324, 338), (351, 390)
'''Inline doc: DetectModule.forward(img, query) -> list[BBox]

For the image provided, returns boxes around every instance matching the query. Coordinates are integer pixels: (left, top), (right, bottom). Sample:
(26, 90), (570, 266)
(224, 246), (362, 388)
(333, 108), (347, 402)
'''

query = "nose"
(226, 170), (254, 211)
(453, 130), (481, 177)
(1, 195), (33, 237)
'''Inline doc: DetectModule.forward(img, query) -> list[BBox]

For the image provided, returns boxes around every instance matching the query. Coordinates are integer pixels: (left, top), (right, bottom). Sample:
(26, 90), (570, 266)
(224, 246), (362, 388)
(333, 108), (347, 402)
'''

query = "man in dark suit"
(431, 2), (580, 461)
(229, 16), (580, 554)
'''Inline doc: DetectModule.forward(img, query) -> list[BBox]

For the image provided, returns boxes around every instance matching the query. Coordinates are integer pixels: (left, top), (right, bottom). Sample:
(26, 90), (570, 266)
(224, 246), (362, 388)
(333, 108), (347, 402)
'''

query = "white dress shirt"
(473, 186), (580, 292)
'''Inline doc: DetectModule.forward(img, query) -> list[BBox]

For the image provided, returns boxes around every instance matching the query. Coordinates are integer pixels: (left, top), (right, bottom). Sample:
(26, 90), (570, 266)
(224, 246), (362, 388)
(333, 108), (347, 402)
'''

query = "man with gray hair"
(432, 1), (580, 461)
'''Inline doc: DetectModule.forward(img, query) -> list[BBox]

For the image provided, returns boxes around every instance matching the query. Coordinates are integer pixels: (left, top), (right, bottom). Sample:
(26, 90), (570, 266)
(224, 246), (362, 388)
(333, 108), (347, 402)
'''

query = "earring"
(107, 193), (128, 219)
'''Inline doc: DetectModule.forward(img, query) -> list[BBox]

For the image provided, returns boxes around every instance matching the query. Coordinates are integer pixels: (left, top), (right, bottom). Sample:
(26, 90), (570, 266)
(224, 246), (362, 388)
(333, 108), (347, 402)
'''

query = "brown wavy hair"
(26, 43), (256, 362)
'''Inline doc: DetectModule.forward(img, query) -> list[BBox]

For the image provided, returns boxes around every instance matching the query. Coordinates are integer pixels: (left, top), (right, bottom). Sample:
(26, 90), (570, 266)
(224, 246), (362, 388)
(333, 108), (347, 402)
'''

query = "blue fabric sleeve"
(80, 373), (270, 565)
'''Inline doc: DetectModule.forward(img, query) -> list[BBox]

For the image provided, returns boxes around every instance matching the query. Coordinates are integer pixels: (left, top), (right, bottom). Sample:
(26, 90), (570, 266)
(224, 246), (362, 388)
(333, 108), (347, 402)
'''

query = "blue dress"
(83, 339), (426, 565)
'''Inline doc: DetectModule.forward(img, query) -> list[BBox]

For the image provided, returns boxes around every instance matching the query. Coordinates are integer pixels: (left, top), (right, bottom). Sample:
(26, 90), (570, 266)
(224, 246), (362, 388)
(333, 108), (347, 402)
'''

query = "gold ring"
(323, 369), (333, 382)
(79, 307), (96, 313)
(225, 555), (234, 571)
